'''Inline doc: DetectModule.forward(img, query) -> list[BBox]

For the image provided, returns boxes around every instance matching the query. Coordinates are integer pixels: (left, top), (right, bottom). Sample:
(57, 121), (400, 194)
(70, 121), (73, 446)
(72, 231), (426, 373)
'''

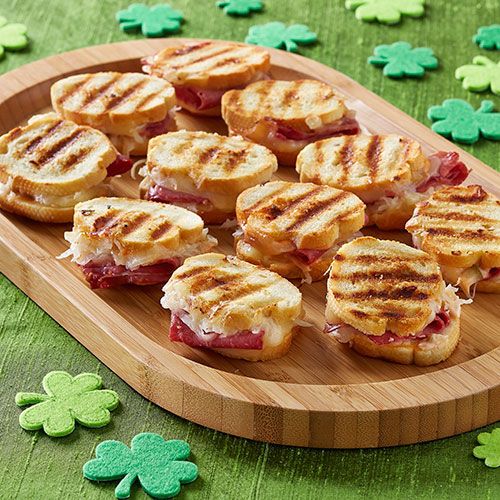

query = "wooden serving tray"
(0, 39), (499, 448)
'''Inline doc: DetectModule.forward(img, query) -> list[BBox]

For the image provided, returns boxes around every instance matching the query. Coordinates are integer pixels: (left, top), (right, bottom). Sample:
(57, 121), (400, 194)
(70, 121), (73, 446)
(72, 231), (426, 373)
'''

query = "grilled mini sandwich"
(51, 72), (177, 156)
(142, 41), (271, 116)
(406, 185), (500, 297)
(0, 112), (131, 223)
(235, 181), (365, 282)
(296, 134), (470, 229)
(60, 197), (217, 289)
(221, 79), (360, 166)
(139, 130), (278, 224)
(325, 237), (470, 366)
(161, 253), (303, 361)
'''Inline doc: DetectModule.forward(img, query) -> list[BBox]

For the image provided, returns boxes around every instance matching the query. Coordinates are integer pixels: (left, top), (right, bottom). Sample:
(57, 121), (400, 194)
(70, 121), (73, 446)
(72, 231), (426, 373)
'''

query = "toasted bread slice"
(0, 113), (115, 222)
(296, 134), (430, 200)
(236, 181), (365, 250)
(327, 237), (446, 336)
(143, 41), (270, 89)
(161, 253), (303, 361)
(142, 130), (278, 218)
(51, 72), (176, 135)
(222, 80), (357, 165)
(64, 197), (217, 269)
(406, 185), (500, 295)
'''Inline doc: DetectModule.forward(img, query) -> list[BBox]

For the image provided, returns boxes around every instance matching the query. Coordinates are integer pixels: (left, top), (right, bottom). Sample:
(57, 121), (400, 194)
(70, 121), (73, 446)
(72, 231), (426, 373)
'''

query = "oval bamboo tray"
(0, 39), (498, 448)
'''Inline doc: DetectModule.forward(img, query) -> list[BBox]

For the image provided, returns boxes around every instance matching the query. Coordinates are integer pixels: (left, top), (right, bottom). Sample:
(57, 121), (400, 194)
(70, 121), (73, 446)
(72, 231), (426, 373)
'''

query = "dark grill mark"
(337, 136), (354, 183)
(330, 270), (440, 283)
(244, 183), (294, 213)
(189, 272), (235, 296)
(213, 57), (241, 68)
(172, 42), (212, 57)
(175, 265), (211, 281)
(120, 213), (150, 235)
(150, 221), (172, 240)
(198, 146), (219, 164)
(35, 129), (84, 166)
(202, 281), (264, 309)
(264, 204), (284, 220)
(336, 287), (429, 301)
(224, 149), (247, 170)
(282, 86), (298, 106)
(420, 211), (494, 223)
(366, 135), (382, 181)
(59, 147), (91, 172)
(436, 185), (486, 204)
(352, 255), (430, 264)
(134, 91), (156, 111)
(92, 215), (118, 235)
(426, 227), (495, 239)
(79, 74), (122, 110)
(22, 120), (64, 156)
(7, 127), (22, 141)
(104, 80), (147, 111)
(286, 191), (349, 231)
(175, 47), (234, 70)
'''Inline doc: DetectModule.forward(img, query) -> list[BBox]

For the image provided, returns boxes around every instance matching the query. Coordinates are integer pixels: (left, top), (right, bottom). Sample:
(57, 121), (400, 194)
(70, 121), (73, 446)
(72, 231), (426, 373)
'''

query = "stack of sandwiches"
(0, 113), (123, 222)
(139, 130), (278, 224)
(297, 134), (469, 229)
(222, 79), (360, 165)
(61, 197), (217, 288)
(51, 72), (177, 156)
(142, 41), (271, 116)
(161, 253), (304, 360)
(235, 181), (365, 281)
(325, 237), (470, 366)
(406, 185), (500, 296)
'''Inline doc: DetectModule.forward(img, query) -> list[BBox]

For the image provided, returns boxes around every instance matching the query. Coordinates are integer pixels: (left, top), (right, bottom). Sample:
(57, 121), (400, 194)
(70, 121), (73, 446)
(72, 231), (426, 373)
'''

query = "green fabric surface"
(0, 0), (498, 498)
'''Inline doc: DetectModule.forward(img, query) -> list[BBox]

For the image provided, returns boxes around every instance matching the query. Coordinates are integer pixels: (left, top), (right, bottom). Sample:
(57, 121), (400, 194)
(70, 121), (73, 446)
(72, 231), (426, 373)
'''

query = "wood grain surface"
(0, 38), (498, 450)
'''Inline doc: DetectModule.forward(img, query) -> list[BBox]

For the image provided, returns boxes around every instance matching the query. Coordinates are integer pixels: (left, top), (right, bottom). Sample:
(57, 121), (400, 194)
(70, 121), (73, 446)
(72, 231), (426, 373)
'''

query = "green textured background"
(0, 0), (499, 499)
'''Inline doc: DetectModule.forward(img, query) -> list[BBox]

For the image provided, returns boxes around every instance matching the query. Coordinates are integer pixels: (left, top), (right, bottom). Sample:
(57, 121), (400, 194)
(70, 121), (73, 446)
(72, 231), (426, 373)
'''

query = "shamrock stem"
(115, 472), (137, 499)
(477, 100), (494, 114)
(15, 392), (51, 406)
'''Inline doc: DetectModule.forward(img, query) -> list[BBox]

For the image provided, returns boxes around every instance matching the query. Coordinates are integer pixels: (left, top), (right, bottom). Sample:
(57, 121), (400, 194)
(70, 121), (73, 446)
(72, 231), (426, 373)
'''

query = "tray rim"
(0, 38), (498, 448)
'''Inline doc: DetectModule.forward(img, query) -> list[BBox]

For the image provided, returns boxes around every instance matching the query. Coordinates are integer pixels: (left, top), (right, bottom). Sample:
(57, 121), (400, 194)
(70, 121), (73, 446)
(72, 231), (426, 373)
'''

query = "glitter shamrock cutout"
(455, 56), (500, 96)
(15, 371), (119, 437)
(245, 22), (317, 53)
(84, 433), (198, 499)
(346, 0), (425, 25)
(116, 3), (184, 37)
(428, 99), (500, 144)
(473, 428), (500, 468)
(0, 16), (28, 60)
(368, 41), (438, 78)
(473, 25), (500, 50)
(217, 0), (264, 16)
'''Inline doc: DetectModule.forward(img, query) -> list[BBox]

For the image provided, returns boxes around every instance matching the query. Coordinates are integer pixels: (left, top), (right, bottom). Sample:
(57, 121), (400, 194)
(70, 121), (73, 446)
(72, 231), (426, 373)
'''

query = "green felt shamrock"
(0, 16), (28, 60)
(116, 3), (183, 37)
(84, 433), (198, 499)
(217, 0), (263, 16)
(473, 428), (500, 468)
(15, 371), (119, 437)
(455, 56), (500, 96)
(427, 99), (500, 144)
(245, 22), (317, 53)
(346, 0), (425, 25)
(368, 41), (438, 78)
(473, 25), (500, 50)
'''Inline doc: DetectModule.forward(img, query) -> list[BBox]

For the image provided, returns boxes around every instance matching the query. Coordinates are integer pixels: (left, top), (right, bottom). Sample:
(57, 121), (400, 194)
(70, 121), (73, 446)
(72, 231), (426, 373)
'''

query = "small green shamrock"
(245, 22), (317, 53)
(346, 0), (425, 25)
(0, 16), (28, 60)
(368, 41), (438, 78)
(473, 428), (500, 468)
(15, 371), (119, 437)
(217, 0), (263, 16)
(455, 56), (500, 96)
(116, 3), (184, 38)
(428, 99), (500, 144)
(473, 25), (500, 50)
(84, 433), (198, 499)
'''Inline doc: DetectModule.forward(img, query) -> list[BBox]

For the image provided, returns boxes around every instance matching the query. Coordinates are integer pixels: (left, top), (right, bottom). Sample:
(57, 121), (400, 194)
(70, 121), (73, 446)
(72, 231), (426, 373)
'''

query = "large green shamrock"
(0, 16), (28, 60)
(15, 371), (119, 437)
(217, 0), (263, 16)
(427, 99), (500, 144)
(346, 0), (425, 24)
(116, 3), (184, 37)
(473, 25), (500, 50)
(455, 56), (500, 96)
(368, 41), (438, 78)
(84, 433), (198, 499)
(473, 428), (500, 468)
(245, 22), (317, 53)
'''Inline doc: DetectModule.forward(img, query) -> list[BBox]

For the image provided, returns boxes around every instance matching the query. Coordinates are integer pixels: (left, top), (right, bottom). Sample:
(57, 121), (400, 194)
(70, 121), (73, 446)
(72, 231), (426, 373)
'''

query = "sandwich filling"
(326, 285), (469, 350)
(366, 151), (469, 221)
(60, 227), (217, 289)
